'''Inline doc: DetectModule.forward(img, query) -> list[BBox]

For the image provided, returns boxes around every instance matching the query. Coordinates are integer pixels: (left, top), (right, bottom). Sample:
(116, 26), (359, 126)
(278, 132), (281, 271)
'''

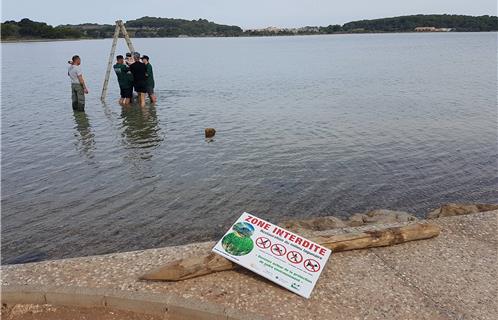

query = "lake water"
(1, 33), (497, 264)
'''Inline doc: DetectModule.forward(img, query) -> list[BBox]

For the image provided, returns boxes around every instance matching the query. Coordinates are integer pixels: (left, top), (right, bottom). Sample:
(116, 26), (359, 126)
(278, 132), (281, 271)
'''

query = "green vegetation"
(1, 18), (83, 40)
(342, 14), (498, 32)
(125, 17), (242, 37)
(1, 14), (497, 41)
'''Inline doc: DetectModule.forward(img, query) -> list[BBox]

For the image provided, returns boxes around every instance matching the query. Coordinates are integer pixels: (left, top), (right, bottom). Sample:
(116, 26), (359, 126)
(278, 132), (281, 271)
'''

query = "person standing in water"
(129, 52), (147, 107)
(67, 55), (88, 111)
(113, 55), (133, 105)
(125, 52), (134, 66)
(141, 55), (157, 104)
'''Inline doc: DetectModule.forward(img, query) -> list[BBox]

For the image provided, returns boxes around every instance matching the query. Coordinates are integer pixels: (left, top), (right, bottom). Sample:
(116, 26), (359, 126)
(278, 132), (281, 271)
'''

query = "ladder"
(100, 20), (136, 102)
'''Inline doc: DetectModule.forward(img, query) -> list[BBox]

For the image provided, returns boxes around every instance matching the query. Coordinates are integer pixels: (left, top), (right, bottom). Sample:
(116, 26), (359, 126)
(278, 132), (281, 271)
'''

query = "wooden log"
(310, 222), (440, 252)
(140, 252), (236, 281)
(139, 222), (440, 281)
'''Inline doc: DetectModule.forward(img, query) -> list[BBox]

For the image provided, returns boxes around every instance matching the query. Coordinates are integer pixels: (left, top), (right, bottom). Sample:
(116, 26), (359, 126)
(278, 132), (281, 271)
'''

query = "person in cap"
(67, 55), (88, 111)
(129, 52), (147, 107)
(113, 55), (133, 105)
(141, 55), (157, 104)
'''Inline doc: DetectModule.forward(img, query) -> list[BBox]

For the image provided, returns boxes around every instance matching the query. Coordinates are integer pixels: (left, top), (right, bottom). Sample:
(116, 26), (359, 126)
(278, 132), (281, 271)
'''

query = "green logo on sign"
(222, 222), (255, 256)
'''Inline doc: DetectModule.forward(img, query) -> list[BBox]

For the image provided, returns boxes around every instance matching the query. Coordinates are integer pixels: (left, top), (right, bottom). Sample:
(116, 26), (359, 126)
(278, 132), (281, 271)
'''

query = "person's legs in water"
(76, 84), (85, 111)
(118, 88), (124, 105)
(72, 83), (85, 111)
(134, 81), (146, 107)
(123, 87), (133, 105)
(147, 87), (157, 104)
(71, 84), (79, 110)
(138, 92), (145, 107)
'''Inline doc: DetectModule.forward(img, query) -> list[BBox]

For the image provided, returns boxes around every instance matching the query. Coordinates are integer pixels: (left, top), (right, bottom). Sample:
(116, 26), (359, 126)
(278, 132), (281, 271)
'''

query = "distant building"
(246, 26), (320, 34)
(298, 26), (320, 33)
(415, 27), (452, 32)
(262, 26), (281, 33)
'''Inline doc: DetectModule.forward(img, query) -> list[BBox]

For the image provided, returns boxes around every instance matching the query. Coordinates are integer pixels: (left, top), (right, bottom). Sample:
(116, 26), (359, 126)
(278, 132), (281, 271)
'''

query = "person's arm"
(77, 75), (89, 94)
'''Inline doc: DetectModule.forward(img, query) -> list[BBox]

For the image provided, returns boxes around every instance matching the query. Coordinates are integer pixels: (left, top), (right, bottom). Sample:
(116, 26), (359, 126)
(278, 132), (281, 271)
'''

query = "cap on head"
(116, 55), (124, 60)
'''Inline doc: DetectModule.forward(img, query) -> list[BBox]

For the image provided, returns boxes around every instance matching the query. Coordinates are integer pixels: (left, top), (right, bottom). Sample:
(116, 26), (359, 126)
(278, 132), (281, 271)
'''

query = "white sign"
(212, 212), (332, 298)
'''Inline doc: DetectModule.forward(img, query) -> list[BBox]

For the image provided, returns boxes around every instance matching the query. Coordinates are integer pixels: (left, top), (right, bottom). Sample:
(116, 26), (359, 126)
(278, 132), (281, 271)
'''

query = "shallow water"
(2, 33), (497, 264)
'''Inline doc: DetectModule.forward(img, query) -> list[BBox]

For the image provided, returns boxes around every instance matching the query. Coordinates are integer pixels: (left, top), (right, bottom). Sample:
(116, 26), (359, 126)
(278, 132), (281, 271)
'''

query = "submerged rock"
(348, 213), (368, 227)
(348, 209), (418, 227)
(426, 203), (498, 219)
(205, 128), (216, 138)
(281, 216), (347, 232)
(280, 209), (417, 232)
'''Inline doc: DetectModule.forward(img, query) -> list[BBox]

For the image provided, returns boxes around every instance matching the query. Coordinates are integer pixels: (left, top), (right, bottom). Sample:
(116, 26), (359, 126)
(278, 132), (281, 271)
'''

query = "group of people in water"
(67, 51), (156, 111)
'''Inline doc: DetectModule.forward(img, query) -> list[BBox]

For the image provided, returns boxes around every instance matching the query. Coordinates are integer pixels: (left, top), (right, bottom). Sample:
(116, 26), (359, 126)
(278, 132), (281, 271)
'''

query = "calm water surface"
(2, 33), (497, 264)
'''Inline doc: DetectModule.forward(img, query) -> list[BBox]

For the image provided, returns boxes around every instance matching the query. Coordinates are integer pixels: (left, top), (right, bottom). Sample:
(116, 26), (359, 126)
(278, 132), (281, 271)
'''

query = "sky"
(2, 0), (497, 29)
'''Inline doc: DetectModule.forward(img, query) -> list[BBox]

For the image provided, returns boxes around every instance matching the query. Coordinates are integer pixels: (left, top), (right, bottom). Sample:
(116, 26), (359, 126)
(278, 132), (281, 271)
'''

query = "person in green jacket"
(141, 55), (157, 104)
(113, 55), (134, 105)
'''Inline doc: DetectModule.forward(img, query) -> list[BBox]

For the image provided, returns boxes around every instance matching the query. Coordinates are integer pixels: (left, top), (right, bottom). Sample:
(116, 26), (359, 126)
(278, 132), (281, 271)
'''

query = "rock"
(348, 213), (368, 227)
(426, 203), (498, 219)
(348, 209), (417, 226)
(280, 216), (347, 232)
(281, 209), (419, 231)
(205, 128), (216, 138)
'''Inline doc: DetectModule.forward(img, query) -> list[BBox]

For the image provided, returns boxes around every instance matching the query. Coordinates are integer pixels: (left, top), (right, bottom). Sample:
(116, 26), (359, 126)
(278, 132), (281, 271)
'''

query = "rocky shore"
(1, 204), (497, 320)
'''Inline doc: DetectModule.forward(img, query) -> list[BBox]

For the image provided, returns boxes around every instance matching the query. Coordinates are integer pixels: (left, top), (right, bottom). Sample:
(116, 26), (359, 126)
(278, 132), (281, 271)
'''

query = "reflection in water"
(120, 105), (163, 161)
(72, 111), (95, 159)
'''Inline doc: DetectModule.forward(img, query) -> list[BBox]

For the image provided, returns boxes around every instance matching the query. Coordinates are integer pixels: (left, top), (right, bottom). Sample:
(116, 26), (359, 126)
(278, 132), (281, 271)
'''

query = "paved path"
(2, 211), (496, 320)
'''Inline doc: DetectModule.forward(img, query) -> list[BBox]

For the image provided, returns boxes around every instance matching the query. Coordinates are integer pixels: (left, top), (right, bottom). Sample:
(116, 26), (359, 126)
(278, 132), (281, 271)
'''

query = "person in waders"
(67, 55), (88, 111)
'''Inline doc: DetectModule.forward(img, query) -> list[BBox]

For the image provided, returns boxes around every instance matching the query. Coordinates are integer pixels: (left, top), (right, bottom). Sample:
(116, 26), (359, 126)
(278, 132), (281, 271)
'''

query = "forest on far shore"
(2, 14), (497, 40)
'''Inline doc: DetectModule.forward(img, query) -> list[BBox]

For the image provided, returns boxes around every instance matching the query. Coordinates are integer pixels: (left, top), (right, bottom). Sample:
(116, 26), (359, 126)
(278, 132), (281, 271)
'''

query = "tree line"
(1, 15), (497, 40)
(341, 14), (498, 32)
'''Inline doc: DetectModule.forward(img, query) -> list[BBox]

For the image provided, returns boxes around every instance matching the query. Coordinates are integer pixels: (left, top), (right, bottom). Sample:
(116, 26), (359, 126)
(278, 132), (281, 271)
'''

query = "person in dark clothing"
(141, 55), (157, 104)
(113, 55), (133, 105)
(129, 52), (147, 107)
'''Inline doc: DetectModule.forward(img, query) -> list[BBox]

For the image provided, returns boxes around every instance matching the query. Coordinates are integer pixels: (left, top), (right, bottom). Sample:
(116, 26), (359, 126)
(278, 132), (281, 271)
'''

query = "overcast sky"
(2, 0), (497, 29)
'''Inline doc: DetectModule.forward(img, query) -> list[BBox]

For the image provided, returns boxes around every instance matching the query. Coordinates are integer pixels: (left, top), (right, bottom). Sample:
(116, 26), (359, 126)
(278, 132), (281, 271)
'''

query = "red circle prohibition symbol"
(256, 237), (271, 249)
(303, 258), (321, 272)
(286, 251), (303, 264)
(270, 244), (287, 256)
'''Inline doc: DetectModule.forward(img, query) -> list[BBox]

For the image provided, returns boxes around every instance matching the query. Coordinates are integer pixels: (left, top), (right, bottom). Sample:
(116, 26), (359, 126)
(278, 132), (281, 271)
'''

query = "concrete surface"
(1, 303), (162, 320)
(1, 211), (497, 320)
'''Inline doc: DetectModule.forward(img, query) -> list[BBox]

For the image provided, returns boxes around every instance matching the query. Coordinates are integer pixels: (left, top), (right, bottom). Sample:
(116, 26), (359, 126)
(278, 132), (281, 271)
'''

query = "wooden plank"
(100, 23), (120, 102)
(139, 222), (440, 281)
(118, 20), (135, 53)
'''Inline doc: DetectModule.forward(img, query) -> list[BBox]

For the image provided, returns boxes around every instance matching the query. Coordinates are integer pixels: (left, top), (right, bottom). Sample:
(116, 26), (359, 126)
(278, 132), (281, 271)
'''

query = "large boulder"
(426, 203), (498, 219)
(280, 216), (347, 232)
(347, 209), (418, 227)
(348, 213), (368, 227)
(280, 209), (418, 232)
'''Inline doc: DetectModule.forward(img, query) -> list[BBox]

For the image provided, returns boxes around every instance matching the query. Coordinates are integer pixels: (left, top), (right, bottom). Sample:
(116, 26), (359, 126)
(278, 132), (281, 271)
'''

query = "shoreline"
(2, 30), (496, 43)
(2, 204), (496, 265)
(2, 207), (497, 319)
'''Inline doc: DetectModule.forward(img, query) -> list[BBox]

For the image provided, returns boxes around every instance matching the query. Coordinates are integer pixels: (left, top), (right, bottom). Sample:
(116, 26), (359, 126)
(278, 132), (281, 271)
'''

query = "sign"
(212, 212), (332, 298)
